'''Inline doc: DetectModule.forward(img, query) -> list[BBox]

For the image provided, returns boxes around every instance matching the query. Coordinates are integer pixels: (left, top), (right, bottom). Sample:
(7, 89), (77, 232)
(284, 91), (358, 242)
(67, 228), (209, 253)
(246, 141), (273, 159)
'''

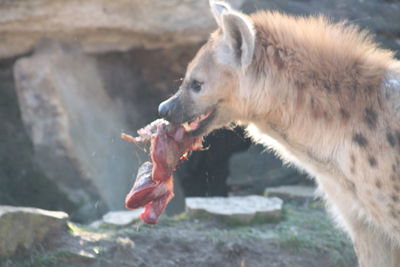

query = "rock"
(0, 0), (244, 59)
(2, 0), (397, 60)
(0, 205), (68, 258)
(88, 220), (104, 229)
(186, 196), (283, 224)
(0, 55), (77, 214)
(264, 185), (316, 202)
(13, 45), (142, 221)
(228, 145), (310, 195)
(102, 209), (143, 226)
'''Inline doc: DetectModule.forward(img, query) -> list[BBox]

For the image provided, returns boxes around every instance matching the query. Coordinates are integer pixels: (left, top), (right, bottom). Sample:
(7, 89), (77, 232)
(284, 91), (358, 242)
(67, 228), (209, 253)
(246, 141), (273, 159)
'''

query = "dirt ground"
(3, 200), (357, 267)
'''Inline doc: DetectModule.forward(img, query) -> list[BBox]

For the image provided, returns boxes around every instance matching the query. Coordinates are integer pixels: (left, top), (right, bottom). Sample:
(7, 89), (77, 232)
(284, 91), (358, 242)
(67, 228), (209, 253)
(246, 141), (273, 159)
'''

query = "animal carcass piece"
(121, 119), (202, 224)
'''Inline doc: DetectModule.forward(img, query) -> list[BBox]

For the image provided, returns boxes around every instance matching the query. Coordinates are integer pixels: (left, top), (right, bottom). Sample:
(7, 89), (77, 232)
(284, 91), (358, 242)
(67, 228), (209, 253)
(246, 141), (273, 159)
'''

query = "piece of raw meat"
(121, 119), (202, 224)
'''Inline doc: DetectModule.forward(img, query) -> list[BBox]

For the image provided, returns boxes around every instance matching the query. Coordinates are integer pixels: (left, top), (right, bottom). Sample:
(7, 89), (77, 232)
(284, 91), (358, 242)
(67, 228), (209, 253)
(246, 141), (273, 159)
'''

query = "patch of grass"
(156, 200), (354, 264)
(204, 229), (225, 244)
(170, 212), (190, 221)
(5, 248), (74, 267)
(183, 209), (281, 227)
(274, 201), (355, 263)
(67, 222), (88, 235)
(180, 201), (353, 264)
(67, 222), (113, 236)
(278, 229), (313, 253)
(26, 254), (58, 267)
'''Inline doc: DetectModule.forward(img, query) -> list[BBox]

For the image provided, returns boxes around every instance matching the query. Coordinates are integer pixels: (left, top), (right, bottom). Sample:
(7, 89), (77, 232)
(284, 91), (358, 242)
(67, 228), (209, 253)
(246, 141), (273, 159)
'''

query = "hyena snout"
(158, 98), (172, 120)
(158, 95), (187, 124)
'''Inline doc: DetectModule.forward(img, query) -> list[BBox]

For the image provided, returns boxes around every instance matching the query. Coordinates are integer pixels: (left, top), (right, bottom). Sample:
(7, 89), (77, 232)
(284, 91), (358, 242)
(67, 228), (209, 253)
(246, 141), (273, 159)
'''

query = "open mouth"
(181, 109), (216, 136)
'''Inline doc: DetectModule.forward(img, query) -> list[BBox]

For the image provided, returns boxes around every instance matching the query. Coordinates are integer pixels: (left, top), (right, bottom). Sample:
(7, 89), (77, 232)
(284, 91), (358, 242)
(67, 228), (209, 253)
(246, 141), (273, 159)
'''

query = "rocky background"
(0, 0), (399, 237)
(1, 0), (400, 222)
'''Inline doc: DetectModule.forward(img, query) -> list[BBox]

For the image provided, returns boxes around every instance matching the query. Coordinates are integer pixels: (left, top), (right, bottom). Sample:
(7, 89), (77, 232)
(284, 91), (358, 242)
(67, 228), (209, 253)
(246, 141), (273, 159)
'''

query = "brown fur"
(160, 3), (400, 266)
(243, 12), (400, 267)
(249, 11), (392, 127)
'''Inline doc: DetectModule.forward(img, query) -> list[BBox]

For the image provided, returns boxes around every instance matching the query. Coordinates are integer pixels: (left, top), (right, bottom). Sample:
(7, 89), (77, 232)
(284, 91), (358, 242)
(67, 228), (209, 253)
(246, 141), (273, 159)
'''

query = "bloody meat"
(121, 119), (202, 224)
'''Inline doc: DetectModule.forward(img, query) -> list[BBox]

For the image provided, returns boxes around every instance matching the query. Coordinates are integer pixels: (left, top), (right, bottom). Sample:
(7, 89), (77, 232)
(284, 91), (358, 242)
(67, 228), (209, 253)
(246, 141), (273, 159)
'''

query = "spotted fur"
(161, 2), (400, 266)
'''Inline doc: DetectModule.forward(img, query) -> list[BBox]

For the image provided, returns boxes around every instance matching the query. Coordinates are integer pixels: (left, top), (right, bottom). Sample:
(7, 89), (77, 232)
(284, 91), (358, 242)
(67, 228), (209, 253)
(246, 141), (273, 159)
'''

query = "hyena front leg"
(350, 220), (400, 267)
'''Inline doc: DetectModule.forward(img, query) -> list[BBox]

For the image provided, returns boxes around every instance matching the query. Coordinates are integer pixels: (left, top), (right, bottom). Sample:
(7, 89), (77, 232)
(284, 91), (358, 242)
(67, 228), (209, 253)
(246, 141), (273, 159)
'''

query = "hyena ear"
(210, 0), (231, 27)
(221, 11), (255, 68)
(210, 1), (255, 68)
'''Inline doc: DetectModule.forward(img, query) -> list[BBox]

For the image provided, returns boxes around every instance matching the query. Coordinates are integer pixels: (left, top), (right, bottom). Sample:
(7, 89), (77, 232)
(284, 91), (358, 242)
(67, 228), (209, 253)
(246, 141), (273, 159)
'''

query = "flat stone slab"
(101, 209), (144, 226)
(264, 185), (316, 201)
(0, 206), (68, 258)
(186, 196), (283, 224)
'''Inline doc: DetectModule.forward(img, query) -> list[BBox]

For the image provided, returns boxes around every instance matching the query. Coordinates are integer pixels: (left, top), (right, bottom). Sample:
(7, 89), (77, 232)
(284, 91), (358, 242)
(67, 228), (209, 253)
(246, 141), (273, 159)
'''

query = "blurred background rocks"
(0, 0), (399, 222)
(0, 0), (245, 59)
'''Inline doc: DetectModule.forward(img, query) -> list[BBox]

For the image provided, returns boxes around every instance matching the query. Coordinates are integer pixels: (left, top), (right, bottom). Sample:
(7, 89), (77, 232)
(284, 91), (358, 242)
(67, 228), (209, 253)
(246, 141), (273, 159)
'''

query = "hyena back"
(158, 1), (400, 266)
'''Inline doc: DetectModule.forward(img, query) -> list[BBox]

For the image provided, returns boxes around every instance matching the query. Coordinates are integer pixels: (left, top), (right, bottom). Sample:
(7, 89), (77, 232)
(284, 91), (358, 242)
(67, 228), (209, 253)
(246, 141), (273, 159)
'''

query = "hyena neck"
(243, 11), (396, 169)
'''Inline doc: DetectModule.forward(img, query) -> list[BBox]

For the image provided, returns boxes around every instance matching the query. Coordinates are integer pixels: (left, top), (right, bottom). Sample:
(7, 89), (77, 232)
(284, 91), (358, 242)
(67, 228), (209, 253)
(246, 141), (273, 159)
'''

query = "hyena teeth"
(182, 122), (191, 131)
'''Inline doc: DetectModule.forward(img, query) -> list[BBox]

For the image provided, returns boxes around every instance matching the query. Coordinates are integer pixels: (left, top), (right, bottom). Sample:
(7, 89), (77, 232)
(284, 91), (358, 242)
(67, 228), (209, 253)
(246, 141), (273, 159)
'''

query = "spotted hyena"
(158, 1), (400, 266)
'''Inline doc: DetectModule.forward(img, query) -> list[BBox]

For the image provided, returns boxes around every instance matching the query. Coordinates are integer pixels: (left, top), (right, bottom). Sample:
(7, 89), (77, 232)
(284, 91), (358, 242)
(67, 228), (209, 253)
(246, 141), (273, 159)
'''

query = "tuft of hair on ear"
(221, 11), (256, 68)
(209, 0), (231, 27)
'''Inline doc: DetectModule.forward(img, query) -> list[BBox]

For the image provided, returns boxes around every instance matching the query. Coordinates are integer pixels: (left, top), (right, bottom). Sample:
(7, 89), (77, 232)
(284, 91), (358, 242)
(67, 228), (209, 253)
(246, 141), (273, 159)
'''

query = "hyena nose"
(158, 100), (172, 120)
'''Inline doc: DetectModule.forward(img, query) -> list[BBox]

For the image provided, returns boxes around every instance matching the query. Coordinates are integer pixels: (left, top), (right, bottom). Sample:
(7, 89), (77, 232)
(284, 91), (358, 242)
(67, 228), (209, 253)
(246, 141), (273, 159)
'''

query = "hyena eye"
(190, 80), (203, 92)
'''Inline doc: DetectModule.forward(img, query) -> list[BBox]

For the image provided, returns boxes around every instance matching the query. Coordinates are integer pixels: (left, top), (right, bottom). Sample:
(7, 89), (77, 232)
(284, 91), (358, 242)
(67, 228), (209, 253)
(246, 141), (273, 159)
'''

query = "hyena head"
(158, 1), (256, 137)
